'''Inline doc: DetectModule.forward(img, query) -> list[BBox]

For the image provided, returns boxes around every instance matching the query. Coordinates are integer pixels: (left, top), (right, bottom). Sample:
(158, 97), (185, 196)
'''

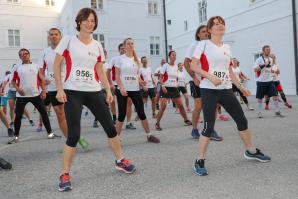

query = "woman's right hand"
(56, 89), (67, 103)
(120, 87), (128, 96)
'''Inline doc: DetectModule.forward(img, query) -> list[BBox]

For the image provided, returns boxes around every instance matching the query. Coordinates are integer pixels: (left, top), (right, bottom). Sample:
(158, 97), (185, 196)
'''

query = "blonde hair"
(123, 38), (140, 66)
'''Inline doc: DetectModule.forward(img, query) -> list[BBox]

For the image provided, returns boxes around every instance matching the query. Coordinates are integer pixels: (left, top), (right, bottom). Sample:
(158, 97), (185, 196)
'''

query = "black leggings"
(201, 89), (248, 137)
(64, 90), (117, 147)
(14, 96), (52, 136)
(115, 89), (146, 122)
(232, 84), (248, 104)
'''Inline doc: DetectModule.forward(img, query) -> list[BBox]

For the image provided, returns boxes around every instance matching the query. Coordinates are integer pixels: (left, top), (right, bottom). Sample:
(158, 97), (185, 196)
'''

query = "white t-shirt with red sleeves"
(192, 40), (232, 90)
(177, 70), (187, 87)
(55, 35), (105, 92)
(37, 46), (66, 92)
(106, 55), (120, 86)
(185, 41), (199, 59)
(160, 63), (178, 88)
(7, 64), (20, 91)
(12, 63), (40, 98)
(254, 56), (273, 82)
(139, 66), (154, 89)
(115, 54), (140, 91)
(271, 64), (280, 82)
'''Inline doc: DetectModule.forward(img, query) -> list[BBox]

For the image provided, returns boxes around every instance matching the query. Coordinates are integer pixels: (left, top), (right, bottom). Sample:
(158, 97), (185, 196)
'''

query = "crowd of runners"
(0, 8), (294, 192)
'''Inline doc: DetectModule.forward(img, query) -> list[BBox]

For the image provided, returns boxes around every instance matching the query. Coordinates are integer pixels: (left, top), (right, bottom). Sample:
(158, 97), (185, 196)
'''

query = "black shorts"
(256, 81), (278, 99)
(189, 81), (201, 98)
(141, 88), (156, 99)
(159, 87), (180, 99)
(178, 86), (187, 94)
(44, 91), (64, 107)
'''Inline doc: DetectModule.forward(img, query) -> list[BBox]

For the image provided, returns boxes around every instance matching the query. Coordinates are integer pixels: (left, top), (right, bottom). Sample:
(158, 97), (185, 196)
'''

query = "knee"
(107, 127), (117, 138)
(66, 132), (80, 147)
(237, 117), (248, 131)
(118, 113), (126, 122)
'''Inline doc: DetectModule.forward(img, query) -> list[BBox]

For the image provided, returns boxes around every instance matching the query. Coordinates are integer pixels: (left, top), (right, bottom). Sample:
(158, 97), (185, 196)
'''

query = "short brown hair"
(207, 16), (225, 31)
(18, 48), (30, 57)
(49, 27), (61, 35)
(262, 45), (270, 52)
(75, 8), (98, 31)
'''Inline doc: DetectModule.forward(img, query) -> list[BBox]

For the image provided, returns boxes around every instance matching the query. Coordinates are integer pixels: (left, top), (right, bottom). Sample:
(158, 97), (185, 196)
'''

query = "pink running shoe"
(218, 114), (229, 121)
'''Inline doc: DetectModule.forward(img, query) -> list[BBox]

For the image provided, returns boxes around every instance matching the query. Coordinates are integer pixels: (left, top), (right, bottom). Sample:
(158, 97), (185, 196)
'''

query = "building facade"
(0, 0), (297, 94)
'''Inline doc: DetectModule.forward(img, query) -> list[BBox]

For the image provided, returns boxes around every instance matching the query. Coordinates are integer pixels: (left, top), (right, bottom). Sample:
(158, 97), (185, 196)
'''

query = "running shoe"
(48, 133), (61, 139)
(29, 120), (35, 126)
(155, 123), (162, 131)
(7, 136), (18, 144)
(257, 112), (263, 118)
(210, 130), (223, 141)
(93, 121), (99, 128)
(0, 157), (12, 170)
(58, 173), (72, 192)
(244, 148), (271, 163)
(191, 128), (200, 139)
(247, 106), (254, 111)
(115, 158), (136, 174)
(186, 107), (192, 112)
(78, 138), (89, 150)
(184, 120), (192, 126)
(7, 128), (14, 137)
(36, 124), (43, 132)
(147, 135), (160, 143)
(265, 105), (270, 110)
(175, 108), (180, 114)
(125, 123), (136, 130)
(194, 159), (208, 176)
(218, 114), (229, 121)
(275, 111), (285, 118)
(284, 102), (292, 109)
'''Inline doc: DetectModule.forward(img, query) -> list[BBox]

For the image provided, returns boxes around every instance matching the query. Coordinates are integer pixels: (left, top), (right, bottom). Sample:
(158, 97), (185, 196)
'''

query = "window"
(198, 0), (207, 23)
(168, 45), (173, 51)
(184, 20), (188, 31)
(7, 0), (19, 3)
(93, 34), (105, 48)
(150, 36), (160, 56)
(148, 1), (158, 15)
(45, 0), (55, 6)
(8, 29), (20, 47)
(91, 0), (103, 10)
(167, 20), (171, 25)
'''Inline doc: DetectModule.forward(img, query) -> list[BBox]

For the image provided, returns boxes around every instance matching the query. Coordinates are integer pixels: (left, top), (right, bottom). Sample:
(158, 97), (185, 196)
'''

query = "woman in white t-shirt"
(115, 38), (160, 143)
(264, 54), (292, 109)
(190, 16), (270, 176)
(54, 8), (136, 192)
(155, 51), (192, 131)
(177, 63), (191, 112)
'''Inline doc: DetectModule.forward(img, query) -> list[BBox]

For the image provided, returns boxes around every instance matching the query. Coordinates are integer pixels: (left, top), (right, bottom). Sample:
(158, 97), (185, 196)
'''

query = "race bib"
(146, 79), (153, 87)
(178, 80), (185, 87)
(123, 75), (138, 86)
(211, 69), (230, 86)
(72, 68), (94, 84)
(167, 75), (177, 87)
(263, 68), (271, 79)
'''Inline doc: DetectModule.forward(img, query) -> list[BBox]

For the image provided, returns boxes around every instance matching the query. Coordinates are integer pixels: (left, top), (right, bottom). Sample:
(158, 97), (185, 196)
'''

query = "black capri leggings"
(115, 89), (146, 122)
(200, 88), (248, 137)
(14, 96), (52, 136)
(64, 90), (117, 147)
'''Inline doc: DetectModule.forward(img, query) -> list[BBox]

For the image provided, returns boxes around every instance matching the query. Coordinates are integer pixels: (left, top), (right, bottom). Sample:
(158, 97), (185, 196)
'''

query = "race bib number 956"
(72, 68), (94, 83)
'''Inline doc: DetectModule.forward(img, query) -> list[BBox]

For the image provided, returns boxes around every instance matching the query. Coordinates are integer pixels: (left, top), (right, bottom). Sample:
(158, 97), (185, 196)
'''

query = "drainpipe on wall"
(292, 0), (298, 94)
(162, 0), (168, 62)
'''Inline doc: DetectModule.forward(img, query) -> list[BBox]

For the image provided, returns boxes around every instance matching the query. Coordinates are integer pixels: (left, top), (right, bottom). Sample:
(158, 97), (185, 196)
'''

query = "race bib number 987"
(211, 69), (229, 85)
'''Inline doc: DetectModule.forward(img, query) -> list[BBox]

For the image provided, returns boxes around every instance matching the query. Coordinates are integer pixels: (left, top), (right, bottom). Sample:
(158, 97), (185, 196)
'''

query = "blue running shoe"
(115, 158), (136, 174)
(58, 173), (72, 192)
(210, 130), (223, 141)
(244, 148), (271, 163)
(191, 128), (200, 139)
(194, 159), (208, 176)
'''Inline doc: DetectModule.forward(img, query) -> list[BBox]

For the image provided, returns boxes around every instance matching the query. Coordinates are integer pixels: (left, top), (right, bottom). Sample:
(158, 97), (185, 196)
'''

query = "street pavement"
(0, 96), (298, 199)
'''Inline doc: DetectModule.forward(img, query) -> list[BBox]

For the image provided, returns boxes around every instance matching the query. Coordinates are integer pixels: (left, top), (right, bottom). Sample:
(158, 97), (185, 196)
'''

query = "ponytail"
(124, 38), (140, 67)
